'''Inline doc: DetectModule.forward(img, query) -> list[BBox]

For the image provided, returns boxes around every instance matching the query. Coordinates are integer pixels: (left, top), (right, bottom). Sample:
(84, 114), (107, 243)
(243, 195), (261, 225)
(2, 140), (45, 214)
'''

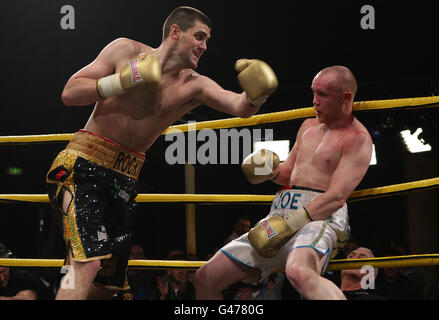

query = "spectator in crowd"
(232, 272), (285, 300)
(394, 244), (425, 295)
(343, 238), (359, 258)
(125, 244), (155, 300)
(340, 247), (386, 300)
(0, 243), (48, 300)
(376, 248), (424, 300)
(224, 217), (251, 245)
(150, 252), (195, 300)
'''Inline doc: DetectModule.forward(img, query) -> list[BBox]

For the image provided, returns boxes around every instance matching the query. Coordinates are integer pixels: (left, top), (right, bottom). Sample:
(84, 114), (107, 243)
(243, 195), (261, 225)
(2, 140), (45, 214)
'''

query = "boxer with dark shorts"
(48, 6), (277, 299)
(47, 130), (145, 289)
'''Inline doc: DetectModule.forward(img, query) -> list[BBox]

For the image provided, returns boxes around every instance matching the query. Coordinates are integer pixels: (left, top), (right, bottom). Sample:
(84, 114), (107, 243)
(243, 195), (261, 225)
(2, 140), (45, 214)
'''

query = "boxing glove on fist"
(235, 59), (278, 107)
(97, 54), (161, 99)
(241, 149), (280, 184)
(248, 207), (312, 258)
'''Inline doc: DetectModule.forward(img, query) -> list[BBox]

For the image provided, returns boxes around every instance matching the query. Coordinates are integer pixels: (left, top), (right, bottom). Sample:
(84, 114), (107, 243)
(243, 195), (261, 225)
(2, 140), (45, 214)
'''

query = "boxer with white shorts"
(221, 186), (349, 282)
(194, 66), (373, 300)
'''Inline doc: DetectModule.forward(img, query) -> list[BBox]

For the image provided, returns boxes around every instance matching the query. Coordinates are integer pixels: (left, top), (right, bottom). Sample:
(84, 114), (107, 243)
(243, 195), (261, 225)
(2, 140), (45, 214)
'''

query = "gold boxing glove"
(97, 54), (161, 99)
(241, 149), (280, 184)
(248, 207), (312, 258)
(235, 59), (278, 107)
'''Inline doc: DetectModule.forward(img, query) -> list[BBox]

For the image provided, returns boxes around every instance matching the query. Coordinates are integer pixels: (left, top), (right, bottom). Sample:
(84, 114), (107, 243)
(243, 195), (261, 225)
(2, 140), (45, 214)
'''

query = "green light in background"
(7, 167), (22, 176)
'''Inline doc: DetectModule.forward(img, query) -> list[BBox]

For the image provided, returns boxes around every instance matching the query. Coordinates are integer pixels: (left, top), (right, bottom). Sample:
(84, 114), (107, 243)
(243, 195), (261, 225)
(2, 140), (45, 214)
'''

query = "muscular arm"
(194, 75), (261, 118)
(61, 38), (137, 106)
(306, 131), (373, 220)
(272, 119), (315, 186)
(272, 141), (297, 186)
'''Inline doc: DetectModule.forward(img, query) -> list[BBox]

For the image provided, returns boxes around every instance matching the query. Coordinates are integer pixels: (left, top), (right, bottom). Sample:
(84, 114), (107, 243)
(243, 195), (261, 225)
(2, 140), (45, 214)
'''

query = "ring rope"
(1, 98), (438, 275)
(1, 96), (438, 144)
(2, 254), (439, 270)
(1, 177), (438, 204)
(1, 98), (438, 269)
(328, 254), (439, 271)
(166, 95), (439, 134)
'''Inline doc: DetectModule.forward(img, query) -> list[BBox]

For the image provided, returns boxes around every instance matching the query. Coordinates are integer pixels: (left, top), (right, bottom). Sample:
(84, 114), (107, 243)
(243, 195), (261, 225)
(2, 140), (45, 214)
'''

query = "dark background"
(0, 0), (438, 271)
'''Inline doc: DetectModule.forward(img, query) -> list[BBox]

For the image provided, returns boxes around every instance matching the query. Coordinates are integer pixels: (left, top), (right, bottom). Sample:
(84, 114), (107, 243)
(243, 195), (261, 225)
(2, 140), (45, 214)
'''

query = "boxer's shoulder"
(353, 117), (371, 137)
(105, 38), (153, 56)
(302, 117), (319, 128)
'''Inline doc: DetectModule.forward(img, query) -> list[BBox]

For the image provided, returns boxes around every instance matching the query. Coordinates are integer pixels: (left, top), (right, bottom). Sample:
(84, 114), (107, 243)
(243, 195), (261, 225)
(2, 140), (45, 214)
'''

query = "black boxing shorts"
(46, 130), (145, 290)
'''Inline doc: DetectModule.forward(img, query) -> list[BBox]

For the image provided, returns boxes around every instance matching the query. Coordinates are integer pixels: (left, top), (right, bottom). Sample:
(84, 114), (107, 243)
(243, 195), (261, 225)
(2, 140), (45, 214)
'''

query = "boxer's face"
(168, 268), (187, 284)
(178, 20), (211, 69)
(129, 245), (145, 260)
(311, 73), (345, 124)
(235, 219), (251, 235)
(341, 248), (375, 278)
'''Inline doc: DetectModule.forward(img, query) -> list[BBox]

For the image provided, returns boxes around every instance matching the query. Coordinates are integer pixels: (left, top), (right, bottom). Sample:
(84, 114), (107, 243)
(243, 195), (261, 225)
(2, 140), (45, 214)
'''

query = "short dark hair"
(162, 6), (212, 41)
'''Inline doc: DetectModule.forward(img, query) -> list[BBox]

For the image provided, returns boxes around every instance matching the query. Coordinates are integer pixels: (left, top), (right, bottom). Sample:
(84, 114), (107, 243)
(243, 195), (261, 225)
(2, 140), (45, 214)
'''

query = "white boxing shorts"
(220, 186), (350, 282)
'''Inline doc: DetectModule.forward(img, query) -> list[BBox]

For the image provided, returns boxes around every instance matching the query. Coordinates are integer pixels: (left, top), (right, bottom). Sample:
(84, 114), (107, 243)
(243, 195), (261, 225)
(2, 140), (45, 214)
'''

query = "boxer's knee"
(286, 247), (322, 293)
(286, 263), (314, 291)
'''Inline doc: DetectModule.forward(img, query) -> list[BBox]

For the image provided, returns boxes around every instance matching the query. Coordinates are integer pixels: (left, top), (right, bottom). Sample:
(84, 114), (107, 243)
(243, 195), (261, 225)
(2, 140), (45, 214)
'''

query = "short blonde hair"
(318, 65), (358, 97)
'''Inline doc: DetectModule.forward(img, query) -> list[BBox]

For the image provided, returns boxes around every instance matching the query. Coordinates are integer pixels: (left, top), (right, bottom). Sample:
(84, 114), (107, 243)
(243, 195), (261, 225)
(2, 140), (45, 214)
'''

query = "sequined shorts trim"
(66, 130), (145, 180)
(46, 132), (141, 289)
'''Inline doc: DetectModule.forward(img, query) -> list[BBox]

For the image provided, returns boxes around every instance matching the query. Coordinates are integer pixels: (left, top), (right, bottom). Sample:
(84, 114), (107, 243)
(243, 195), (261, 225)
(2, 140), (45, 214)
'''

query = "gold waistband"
(65, 130), (145, 180)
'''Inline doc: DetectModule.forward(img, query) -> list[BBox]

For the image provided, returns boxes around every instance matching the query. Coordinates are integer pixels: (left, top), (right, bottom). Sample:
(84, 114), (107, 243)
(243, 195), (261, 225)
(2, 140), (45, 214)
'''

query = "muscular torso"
(289, 118), (368, 191)
(84, 44), (202, 153)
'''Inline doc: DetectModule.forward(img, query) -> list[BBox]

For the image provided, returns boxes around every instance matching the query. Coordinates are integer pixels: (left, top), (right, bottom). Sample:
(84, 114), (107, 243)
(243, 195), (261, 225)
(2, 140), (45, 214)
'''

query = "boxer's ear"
(344, 91), (353, 103)
(169, 24), (181, 40)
